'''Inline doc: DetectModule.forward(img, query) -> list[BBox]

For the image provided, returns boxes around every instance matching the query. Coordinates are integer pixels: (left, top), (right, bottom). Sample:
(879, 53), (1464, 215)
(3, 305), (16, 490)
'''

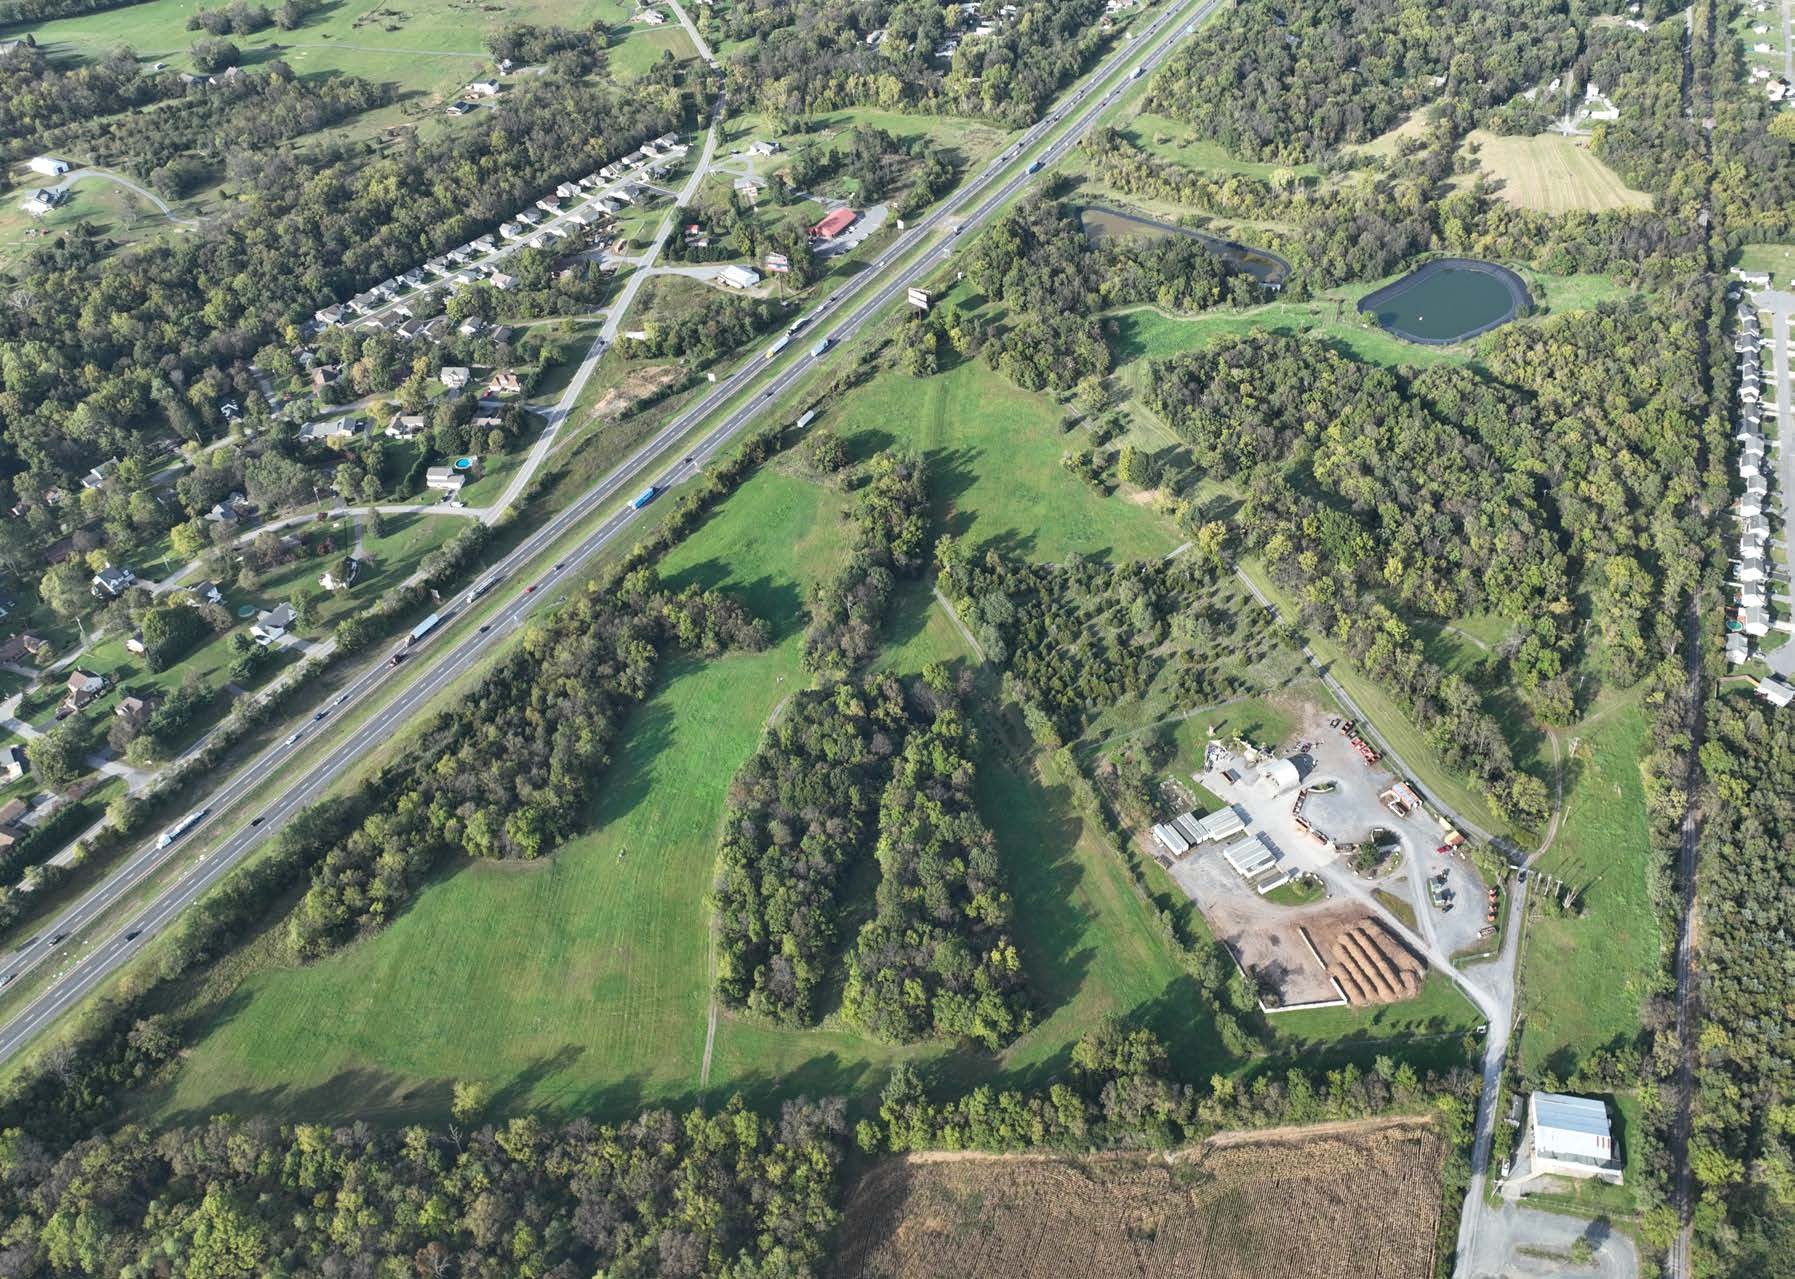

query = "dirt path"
(1532, 727), (1565, 861)
(893, 1113), (1436, 1166)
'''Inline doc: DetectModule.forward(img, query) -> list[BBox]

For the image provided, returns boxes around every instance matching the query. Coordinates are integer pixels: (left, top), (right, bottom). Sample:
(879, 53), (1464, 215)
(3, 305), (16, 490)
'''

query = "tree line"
(719, 0), (1114, 128)
(1142, 0), (1581, 164)
(38, 60), (390, 195)
(802, 449), (930, 675)
(289, 570), (765, 958)
(1687, 694), (1795, 1274)
(937, 543), (1248, 748)
(839, 665), (1029, 1050)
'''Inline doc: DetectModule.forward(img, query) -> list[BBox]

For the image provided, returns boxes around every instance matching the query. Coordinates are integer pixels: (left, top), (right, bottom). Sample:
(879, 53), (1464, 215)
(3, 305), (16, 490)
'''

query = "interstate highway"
(0, 0), (1220, 1066)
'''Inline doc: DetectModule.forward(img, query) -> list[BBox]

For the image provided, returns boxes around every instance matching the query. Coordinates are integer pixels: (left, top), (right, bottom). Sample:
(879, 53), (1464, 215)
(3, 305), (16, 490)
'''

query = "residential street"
(1754, 289), (1795, 677)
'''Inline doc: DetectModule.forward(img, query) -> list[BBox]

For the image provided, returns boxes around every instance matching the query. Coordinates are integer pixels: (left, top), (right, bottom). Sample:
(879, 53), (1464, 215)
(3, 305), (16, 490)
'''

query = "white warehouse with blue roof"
(1527, 1092), (1623, 1184)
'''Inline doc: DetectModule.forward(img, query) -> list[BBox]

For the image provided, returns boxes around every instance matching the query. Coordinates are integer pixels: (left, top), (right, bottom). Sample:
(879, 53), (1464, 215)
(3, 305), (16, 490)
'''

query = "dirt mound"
(592, 364), (683, 420)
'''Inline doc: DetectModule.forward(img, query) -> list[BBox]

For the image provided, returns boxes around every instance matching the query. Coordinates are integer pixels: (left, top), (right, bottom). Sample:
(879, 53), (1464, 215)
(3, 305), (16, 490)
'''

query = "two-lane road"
(0, 0), (1222, 1067)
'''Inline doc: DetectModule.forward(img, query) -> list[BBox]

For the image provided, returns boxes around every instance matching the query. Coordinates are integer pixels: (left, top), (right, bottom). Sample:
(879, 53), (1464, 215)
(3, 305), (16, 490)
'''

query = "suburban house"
(440, 366), (471, 390)
(386, 412), (427, 439)
(82, 459), (118, 489)
(485, 370), (523, 397)
(556, 181), (582, 199)
(205, 500), (239, 526)
(719, 264), (762, 289)
(746, 140), (780, 157)
(299, 416), (363, 446)
(0, 634), (49, 665)
(396, 318), (431, 341)
(466, 79), (501, 97)
(20, 188), (66, 217)
(1727, 632), (1751, 664)
(1, 743), (25, 781)
(501, 222), (527, 240)
(489, 325), (515, 346)
(515, 208), (541, 226)
(1759, 676), (1795, 708)
(489, 272), (519, 291)
(425, 467), (467, 496)
(0, 800), (29, 847)
(115, 694), (161, 726)
(311, 364), (341, 391)
(1525, 1092), (1623, 1184)
(63, 668), (107, 711)
(184, 580), (223, 606)
(459, 316), (487, 337)
(252, 604), (296, 645)
(90, 564), (136, 598)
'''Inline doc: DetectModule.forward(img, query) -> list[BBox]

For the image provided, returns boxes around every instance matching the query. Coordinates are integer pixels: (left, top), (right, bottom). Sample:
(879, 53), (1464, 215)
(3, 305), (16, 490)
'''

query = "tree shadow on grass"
(660, 562), (804, 641)
(151, 1060), (461, 1129)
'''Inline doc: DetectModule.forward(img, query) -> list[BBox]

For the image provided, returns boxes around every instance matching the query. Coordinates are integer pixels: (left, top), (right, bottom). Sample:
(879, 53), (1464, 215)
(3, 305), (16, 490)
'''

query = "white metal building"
(1527, 1093), (1622, 1183)
(1193, 805), (1246, 843)
(1259, 757), (1300, 795)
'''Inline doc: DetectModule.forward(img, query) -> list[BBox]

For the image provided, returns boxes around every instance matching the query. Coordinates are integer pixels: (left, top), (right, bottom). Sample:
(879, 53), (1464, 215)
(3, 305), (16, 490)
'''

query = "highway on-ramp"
(0, 0), (1219, 1068)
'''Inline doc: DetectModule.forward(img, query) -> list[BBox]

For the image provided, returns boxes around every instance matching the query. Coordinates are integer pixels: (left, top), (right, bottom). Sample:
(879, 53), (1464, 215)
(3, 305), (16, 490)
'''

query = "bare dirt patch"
(837, 1118), (1447, 1278)
(591, 363), (683, 420)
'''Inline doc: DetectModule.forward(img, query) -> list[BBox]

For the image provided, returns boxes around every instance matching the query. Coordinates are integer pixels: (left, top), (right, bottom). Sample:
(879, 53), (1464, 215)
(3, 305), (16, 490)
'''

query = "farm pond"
(1078, 205), (1290, 285)
(1357, 257), (1532, 344)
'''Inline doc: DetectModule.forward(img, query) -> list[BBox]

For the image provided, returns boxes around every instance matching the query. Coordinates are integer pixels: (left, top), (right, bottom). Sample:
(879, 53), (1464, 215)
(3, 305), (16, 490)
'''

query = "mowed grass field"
(1464, 130), (1653, 214)
(1519, 702), (1660, 1079)
(148, 364), (1221, 1126)
(6, 0), (670, 120)
(824, 359), (1178, 562)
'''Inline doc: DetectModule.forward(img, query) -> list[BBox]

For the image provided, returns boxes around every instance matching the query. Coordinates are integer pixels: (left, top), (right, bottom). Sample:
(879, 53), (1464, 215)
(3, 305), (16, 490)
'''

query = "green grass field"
(7, 0), (632, 92)
(824, 359), (1176, 563)
(1518, 702), (1660, 1080)
(146, 435), (1239, 1124)
(1120, 111), (1319, 182)
(1733, 242), (1795, 284)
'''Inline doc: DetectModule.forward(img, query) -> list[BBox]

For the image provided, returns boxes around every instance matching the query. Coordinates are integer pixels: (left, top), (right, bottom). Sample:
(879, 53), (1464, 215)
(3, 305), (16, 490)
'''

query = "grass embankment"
(1518, 702), (1659, 1082)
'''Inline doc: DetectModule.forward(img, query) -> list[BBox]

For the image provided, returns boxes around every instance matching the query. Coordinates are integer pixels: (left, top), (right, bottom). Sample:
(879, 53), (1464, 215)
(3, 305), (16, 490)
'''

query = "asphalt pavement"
(0, 0), (1223, 1068)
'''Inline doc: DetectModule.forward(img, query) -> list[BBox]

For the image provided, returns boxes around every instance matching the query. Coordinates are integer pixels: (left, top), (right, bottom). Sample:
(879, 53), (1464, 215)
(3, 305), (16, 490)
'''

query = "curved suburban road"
(0, 0), (1220, 1066)
(45, 168), (198, 227)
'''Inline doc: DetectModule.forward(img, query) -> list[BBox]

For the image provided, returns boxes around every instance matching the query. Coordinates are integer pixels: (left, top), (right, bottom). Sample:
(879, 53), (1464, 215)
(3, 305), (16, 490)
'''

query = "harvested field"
(1316, 916), (1423, 1007)
(1463, 130), (1652, 213)
(837, 1116), (1447, 1278)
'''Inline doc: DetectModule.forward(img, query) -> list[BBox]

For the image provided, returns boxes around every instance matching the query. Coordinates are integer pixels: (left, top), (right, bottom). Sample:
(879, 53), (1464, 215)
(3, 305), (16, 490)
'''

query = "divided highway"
(0, 0), (1221, 1066)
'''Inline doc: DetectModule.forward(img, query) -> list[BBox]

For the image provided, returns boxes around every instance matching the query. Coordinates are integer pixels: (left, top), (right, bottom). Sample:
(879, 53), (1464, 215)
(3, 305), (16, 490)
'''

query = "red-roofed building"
(807, 207), (857, 239)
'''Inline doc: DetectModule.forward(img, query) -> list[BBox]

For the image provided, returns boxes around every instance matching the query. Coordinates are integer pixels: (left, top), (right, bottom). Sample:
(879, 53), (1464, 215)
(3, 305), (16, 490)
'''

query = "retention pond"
(1078, 205), (1290, 286)
(1357, 258), (1531, 344)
